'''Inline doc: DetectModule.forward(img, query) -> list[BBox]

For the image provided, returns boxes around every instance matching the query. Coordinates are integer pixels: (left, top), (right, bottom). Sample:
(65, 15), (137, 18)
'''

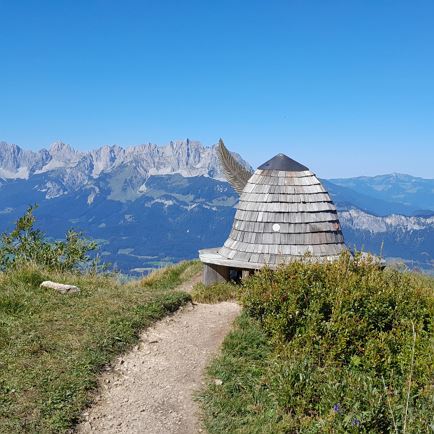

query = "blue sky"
(0, 0), (433, 178)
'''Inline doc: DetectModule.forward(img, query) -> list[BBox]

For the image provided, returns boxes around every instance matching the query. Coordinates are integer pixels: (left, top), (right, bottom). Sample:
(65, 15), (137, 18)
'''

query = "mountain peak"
(0, 139), (251, 183)
(49, 141), (75, 154)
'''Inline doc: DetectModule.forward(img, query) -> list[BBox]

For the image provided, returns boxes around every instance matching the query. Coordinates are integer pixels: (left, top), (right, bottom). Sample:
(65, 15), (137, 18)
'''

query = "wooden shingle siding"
(236, 201), (337, 213)
(231, 219), (341, 234)
(242, 183), (327, 195)
(227, 230), (344, 246)
(212, 167), (346, 268)
(240, 192), (332, 203)
(234, 209), (340, 224)
(222, 242), (345, 256)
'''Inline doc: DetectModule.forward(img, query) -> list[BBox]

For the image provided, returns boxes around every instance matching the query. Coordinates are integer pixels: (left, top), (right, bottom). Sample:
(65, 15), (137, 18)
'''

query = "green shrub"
(0, 205), (98, 272)
(220, 253), (434, 432)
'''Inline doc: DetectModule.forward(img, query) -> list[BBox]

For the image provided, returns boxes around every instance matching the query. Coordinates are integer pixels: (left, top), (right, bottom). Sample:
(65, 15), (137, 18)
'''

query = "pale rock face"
(87, 186), (100, 205)
(39, 181), (67, 199)
(339, 208), (434, 233)
(0, 141), (50, 178)
(0, 139), (245, 178)
(36, 142), (82, 173)
(0, 139), (249, 200)
(89, 145), (125, 177)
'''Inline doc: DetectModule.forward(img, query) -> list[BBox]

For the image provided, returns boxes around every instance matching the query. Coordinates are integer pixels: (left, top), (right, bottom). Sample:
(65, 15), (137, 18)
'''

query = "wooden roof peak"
(258, 153), (309, 172)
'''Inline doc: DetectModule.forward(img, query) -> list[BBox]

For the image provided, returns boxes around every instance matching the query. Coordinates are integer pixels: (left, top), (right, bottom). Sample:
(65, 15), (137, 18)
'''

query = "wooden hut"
(199, 141), (347, 285)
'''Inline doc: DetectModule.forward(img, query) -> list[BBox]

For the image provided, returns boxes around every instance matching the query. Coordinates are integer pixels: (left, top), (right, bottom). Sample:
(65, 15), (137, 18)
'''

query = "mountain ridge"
(1, 139), (433, 273)
(330, 172), (434, 213)
(2, 140), (432, 182)
(0, 139), (250, 180)
(0, 139), (251, 202)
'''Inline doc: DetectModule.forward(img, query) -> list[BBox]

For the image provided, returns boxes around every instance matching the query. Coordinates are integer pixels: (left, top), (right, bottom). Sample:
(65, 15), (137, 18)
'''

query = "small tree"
(0, 205), (99, 272)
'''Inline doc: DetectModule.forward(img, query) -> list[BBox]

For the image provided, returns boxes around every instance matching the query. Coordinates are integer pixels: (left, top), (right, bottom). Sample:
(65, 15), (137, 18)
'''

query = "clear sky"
(0, 0), (433, 178)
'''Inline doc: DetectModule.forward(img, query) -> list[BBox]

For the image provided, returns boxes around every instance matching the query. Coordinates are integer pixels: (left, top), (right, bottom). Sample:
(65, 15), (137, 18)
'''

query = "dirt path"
(175, 271), (202, 293)
(76, 277), (240, 434)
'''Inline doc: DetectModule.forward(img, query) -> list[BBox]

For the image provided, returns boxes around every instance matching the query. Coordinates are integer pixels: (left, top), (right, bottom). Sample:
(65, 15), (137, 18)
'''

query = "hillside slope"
(0, 262), (198, 433)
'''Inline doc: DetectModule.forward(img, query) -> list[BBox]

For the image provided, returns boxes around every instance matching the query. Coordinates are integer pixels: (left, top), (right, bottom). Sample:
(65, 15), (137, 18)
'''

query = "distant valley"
(0, 140), (433, 274)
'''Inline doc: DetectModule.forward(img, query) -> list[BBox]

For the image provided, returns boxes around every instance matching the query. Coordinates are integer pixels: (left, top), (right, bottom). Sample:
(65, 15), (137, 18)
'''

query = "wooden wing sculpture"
(216, 139), (253, 194)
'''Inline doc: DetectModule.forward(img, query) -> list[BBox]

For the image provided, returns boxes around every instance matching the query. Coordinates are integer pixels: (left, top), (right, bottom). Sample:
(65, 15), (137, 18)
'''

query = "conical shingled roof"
(217, 154), (346, 267)
(258, 153), (309, 171)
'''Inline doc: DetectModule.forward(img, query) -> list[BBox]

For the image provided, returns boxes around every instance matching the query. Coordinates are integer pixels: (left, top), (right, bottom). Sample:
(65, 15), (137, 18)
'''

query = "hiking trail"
(76, 273), (240, 434)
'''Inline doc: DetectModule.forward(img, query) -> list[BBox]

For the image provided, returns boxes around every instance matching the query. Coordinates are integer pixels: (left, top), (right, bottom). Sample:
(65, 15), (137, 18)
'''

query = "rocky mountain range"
(0, 140), (225, 179)
(0, 140), (247, 201)
(0, 140), (433, 274)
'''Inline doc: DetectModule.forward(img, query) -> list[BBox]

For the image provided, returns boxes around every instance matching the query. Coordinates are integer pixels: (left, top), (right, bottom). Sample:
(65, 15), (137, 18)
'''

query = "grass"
(199, 256), (434, 433)
(191, 281), (238, 304)
(132, 259), (202, 290)
(0, 260), (197, 433)
(199, 313), (286, 434)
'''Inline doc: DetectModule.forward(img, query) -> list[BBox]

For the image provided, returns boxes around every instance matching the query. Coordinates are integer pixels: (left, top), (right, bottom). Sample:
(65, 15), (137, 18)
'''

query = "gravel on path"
(76, 301), (240, 434)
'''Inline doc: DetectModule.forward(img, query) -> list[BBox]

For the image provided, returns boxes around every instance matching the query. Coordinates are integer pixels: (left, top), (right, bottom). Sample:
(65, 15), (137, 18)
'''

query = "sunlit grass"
(0, 261), (197, 433)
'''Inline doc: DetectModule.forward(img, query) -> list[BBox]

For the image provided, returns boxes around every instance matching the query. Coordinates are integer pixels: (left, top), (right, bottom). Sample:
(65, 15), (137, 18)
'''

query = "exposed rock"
(40, 281), (80, 294)
(0, 141), (50, 179)
(340, 208), (434, 233)
(0, 139), (250, 203)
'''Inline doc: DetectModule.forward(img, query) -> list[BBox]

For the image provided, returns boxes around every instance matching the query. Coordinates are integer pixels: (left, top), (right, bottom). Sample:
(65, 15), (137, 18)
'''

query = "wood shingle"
(200, 153), (347, 278)
(217, 166), (346, 266)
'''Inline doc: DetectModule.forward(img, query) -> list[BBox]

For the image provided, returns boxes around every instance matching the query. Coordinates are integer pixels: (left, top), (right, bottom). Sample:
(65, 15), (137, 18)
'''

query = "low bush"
(201, 253), (433, 433)
(0, 205), (98, 272)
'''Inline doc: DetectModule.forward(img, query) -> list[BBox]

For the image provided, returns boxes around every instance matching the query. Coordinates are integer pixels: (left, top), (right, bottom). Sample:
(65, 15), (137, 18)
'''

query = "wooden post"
(202, 263), (230, 285)
(241, 269), (251, 280)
